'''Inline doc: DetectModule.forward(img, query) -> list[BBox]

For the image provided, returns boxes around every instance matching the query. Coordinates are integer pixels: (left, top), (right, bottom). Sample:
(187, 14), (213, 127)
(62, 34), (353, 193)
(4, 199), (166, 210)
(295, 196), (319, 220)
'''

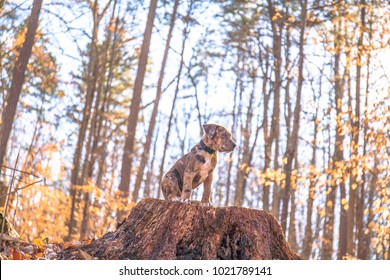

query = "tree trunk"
(354, 0), (367, 259)
(261, 51), (271, 211)
(79, 1), (119, 239)
(132, 0), (179, 202)
(361, 156), (375, 260)
(57, 198), (301, 260)
(0, 0), (42, 198)
(287, 181), (298, 253)
(267, 0), (282, 221)
(67, 1), (100, 240)
(233, 74), (255, 206)
(322, 15), (344, 259)
(157, 4), (191, 198)
(95, 8), (121, 190)
(338, 46), (352, 259)
(225, 51), (242, 206)
(118, 0), (158, 219)
(144, 121), (160, 198)
(302, 106), (319, 259)
(281, 0), (307, 233)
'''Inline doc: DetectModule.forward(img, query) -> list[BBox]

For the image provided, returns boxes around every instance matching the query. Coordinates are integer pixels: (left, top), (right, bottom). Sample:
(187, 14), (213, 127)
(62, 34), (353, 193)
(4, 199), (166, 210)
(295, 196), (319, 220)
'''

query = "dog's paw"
(201, 201), (214, 207)
(179, 198), (191, 204)
(190, 200), (202, 205)
(170, 196), (181, 202)
(171, 196), (191, 204)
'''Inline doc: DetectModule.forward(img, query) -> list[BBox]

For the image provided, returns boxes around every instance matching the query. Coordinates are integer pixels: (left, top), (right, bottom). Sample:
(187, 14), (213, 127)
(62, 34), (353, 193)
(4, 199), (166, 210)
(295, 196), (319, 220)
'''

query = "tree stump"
(58, 198), (301, 260)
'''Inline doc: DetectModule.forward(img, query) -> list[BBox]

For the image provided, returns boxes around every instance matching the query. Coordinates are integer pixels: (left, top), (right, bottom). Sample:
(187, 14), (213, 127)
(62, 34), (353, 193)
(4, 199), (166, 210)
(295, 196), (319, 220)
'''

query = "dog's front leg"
(201, 171), (214, 206)
(180, 170), (195, 204)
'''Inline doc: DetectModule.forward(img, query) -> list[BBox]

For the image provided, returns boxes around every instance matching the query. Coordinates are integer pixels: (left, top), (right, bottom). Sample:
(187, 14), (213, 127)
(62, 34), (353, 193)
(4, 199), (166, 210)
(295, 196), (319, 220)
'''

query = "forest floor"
(0, 233), (96, 260)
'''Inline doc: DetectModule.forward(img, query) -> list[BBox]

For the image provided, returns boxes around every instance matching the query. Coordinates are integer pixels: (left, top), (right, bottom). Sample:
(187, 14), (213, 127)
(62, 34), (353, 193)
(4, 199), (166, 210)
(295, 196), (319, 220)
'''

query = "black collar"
(199, 139), (216, 154)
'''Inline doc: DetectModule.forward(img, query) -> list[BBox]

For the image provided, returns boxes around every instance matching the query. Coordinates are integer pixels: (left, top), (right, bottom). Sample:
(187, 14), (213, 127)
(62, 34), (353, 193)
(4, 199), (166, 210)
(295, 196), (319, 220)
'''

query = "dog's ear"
(203, 124), (217, 138)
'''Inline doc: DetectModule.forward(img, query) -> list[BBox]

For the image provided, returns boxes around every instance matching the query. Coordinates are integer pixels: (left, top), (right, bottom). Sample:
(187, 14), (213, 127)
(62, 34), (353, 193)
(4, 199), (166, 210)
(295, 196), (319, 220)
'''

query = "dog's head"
(202, 123), (236, 153)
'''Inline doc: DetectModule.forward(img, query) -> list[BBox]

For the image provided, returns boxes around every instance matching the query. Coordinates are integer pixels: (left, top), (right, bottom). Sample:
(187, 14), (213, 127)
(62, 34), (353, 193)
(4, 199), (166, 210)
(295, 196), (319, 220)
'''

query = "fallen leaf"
(78, 249), (93, 260)
(19, 245), (34, 255)
(46, 251), (57, 260)
(12, 249), (21, 260)
(62, 242), (75, 250)
(82, 238), (92, 245)
(32, 238), (45, 247)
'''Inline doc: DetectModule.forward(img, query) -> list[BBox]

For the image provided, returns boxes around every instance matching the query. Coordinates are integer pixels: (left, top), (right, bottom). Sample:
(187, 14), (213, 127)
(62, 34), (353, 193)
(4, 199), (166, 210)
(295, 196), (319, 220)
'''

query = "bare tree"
(267, 0), (282, 220)
(322, 7), (345, 259)
(132, 0), (179, 202)
(280, 0), (307, 233)
(157, 0), (193, 199)
(68, 0), (105, 240)
(350, 0), (366, 258)
(0, 0), (42, 171)
(117, 0), (158, 220)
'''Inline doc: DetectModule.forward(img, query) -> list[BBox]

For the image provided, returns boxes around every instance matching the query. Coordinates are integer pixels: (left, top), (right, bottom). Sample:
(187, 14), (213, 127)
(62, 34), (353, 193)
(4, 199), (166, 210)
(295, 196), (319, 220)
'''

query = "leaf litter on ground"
(0, 234), (95, 260)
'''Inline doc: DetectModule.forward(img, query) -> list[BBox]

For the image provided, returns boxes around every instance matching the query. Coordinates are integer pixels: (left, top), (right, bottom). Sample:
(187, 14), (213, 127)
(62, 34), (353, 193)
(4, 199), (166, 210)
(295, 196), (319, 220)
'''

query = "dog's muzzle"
(221, 140), (236, 152)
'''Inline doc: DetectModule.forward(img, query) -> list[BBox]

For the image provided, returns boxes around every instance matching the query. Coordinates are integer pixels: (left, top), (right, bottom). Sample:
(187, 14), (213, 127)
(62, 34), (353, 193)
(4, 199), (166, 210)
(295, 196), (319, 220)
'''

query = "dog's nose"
(233, 142), (237, 148)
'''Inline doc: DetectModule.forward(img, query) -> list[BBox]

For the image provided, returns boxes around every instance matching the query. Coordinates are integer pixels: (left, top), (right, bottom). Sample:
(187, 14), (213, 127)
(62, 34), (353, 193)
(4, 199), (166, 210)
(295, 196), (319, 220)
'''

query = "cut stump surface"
(58, 198), (301, 260)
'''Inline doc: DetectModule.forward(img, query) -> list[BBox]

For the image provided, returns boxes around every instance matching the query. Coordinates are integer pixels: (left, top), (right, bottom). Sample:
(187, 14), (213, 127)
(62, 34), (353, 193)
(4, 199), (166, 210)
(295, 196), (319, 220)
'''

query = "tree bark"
(261, 51), (271, 211)
(354, 0), (367, 259)
(287, 165), (298, 253)
(144, 121), (160, 198)
(79, 0), (119, 239)
(57, 199), (301, 260)
(322, 14), (344, 259)
(233, 74), (256, 206)
(225, 50), (242, 206)
(357, 17), (372, 259)
(281, 0), (307, 233)
(302, 105), (319, 259)
(95, 7), (121, 190)
(0, 0), (42, 180)
(67, 0), (100, 240)
(267, 0), (282, 220)
(118, 0), (158, 219)
(338, 47), (352, 259)
(157, 3), (191, 198)
(132, 0), (179, 202)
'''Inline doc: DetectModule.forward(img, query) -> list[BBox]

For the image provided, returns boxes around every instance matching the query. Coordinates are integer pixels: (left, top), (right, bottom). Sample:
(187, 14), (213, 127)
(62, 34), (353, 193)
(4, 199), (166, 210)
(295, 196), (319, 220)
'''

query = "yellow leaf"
(337, 98), (342, 109)
(272, 12), (281, 21)
(319, 208), (326, 218)
(32, 238), (45, 247)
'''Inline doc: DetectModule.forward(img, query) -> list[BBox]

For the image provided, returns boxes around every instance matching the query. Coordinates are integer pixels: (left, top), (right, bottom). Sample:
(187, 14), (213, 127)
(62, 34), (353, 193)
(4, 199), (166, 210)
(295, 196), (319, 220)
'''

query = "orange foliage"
(7, 185), (70, 243)
(2, 179), (136, 244)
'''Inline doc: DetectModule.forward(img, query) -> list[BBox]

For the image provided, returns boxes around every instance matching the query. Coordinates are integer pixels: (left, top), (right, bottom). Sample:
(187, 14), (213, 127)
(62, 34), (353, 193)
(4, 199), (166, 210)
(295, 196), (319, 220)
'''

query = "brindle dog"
(161, 123), (236, 206)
